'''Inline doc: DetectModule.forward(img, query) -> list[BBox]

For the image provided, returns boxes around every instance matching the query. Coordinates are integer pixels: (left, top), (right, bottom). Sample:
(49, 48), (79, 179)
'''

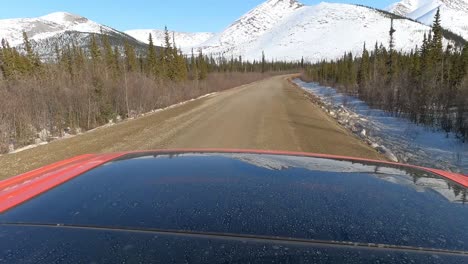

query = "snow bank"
(294, 79), (468, 174)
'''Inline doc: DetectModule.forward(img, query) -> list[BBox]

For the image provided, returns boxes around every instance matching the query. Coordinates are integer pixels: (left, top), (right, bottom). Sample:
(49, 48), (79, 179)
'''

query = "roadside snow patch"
(295, 79), (468, 174)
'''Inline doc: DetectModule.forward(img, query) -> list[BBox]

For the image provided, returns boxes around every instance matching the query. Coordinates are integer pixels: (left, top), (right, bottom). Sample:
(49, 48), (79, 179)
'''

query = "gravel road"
(0, 75), (382, 179)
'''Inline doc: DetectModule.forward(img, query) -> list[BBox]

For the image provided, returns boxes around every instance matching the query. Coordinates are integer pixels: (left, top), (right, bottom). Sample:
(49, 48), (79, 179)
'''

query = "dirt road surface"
(0, 75), (382, 179)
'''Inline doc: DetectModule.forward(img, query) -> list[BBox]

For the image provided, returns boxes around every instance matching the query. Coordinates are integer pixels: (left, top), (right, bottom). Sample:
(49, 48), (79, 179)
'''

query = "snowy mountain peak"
(200, 0), (304, 49)
(264, 0), (304, 9)
(257, 0), (304, 12)
(0, 12), (144, 60)
(189, 2), (441, 62)
(40, 12), (88, 25)
(0, 11), (124, 47)
(387, 0), (432, 16)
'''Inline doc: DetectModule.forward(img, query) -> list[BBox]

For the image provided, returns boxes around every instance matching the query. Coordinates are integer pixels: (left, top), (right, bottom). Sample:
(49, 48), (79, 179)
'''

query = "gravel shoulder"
(0, 75), (383, 179)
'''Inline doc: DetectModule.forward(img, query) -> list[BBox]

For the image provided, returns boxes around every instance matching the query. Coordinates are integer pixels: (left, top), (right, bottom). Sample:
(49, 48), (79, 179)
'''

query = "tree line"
(0, 27), (300, 153)
(303, 9), (468, 142)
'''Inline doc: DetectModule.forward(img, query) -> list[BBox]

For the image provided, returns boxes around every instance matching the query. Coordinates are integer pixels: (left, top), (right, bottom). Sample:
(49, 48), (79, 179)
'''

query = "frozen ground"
(294, 79), (468, 175)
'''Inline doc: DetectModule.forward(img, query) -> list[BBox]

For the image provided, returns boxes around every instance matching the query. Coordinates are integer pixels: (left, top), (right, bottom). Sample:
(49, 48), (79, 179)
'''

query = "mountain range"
(0, 0), (466, 62)
(184, 0), (436, 61)
(0, 12), (146, 60)
(124, 29), (214, 50)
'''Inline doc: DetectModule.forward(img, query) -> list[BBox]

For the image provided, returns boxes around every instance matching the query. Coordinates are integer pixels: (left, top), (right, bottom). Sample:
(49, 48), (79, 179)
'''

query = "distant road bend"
(0, 75), (382, 179)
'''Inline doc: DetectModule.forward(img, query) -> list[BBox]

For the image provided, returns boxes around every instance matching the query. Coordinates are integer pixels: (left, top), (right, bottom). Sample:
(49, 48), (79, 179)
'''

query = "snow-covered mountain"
(124, 29), (214, 49)
(200, 0), (303, 49)
(190, 0), (442, 62)
(0, 12), (146, 60)
(1, 1), (462, 62)
(387, 0), (468, 40)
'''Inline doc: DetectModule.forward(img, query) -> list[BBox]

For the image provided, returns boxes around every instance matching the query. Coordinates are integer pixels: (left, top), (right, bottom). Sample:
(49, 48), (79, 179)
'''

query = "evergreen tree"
(431, 8), (443, 56)
(163, 26), (174, 80)
(174, 49), (187, 81)
(421, 33), (428, 55)
(190, 48), (198, 80)
(425, 8), (444, 108)
(388, 19), (396, 52)
(90, 34), (101, 70)
(357, 43), (370, 94)
(0, 39), (14, 79)
(74, 46), (86, 75)
(387, 19), (398, 85)
(54, 43), (61, 63)
(22, 31), (41, 74)
(112, 46), (121, 75)
(147, 33), (159, 77)
(101, 34), (115, 79)
(261, 51), (266, 73)
(197, 50), (208, 80)
(463, 43), (468, 74)
(123, 40), (137, 72)
(62, 44), (74, 78)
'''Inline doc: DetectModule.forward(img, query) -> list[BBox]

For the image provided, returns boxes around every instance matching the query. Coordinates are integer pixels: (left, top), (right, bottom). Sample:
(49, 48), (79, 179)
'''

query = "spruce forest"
(0, 28), (300, 153)
(303, 9), (468, 142)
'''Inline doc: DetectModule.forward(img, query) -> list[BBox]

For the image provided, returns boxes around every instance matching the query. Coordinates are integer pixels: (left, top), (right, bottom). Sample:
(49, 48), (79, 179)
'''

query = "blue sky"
(1, 0), (395, 32)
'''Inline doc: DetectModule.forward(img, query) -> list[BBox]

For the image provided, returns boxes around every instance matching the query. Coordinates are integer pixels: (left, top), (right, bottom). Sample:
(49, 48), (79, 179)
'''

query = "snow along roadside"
(292, 79), (468, 174)
(289, 79), (399, 163)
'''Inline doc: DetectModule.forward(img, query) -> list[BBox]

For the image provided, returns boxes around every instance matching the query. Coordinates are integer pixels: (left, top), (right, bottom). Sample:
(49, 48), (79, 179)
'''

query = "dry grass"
(0, 71), (275, 154)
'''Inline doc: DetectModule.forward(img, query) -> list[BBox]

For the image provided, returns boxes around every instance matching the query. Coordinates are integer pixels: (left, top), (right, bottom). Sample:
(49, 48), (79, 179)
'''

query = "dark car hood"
(0, 152), (467, 262)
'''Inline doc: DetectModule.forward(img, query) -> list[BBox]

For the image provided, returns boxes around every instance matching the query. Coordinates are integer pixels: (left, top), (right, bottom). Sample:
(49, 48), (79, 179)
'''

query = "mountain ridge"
(187, 1), (447, 61)
(0, 11), (146, 60)
(0, 1), (463, 62)
(201, 0), (303, 49)
(387, 0), (468, 40)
